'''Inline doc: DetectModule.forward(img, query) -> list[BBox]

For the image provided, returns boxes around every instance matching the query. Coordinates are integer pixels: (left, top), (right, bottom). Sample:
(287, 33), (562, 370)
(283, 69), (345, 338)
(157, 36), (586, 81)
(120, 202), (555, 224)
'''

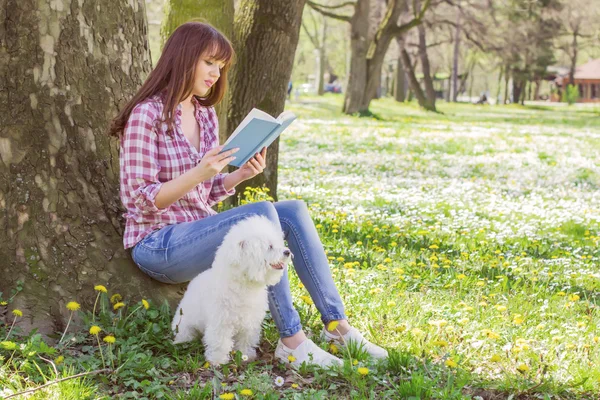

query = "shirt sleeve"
(206, 106), (235, 206)
(120, 102), (168, 216)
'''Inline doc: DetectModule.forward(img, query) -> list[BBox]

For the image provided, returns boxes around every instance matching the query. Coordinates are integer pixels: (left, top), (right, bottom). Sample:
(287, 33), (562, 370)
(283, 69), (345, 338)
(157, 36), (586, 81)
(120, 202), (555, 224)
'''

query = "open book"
(221, 108), (297, 168)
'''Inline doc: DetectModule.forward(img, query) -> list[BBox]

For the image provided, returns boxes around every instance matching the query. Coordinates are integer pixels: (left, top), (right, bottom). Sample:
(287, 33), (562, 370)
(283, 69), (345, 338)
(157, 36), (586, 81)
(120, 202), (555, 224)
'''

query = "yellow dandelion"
(517, 364), (530, 373)
(490, 354), (501, 362)
(66, 301), (80, 311)
(568, 294), (580, 302)
(291, 383), (299, 388)
(0, 301), (7, 306)
(12, 309), (23, 317)
(240, 389), (253, 396)
(432, 340), (448, 347)
(327, 320), (339, 331)
(457, 274), (466, 280)
(300, 295), (313, 305)
(557, 291), (566, 296)
(110, 294), (122, 304)
(94, 285), (107, 293)
(495, 305), (507, 312)
(113, 302), (125, 310)
(55, 355), (65, 364)
(445, 358), (458, 368)
(353, 359), (359, 366)
(89, 325), (102, 335)
(142, 299), (149, 310)
(103, 335), (116, 344)
(357, 367), (369, 376)
(219, 393), (235, 400)
(287, 355), (296, 362)
(329, 343), (338, 354)
(513, 317), (524, 325)
(203, 361), (210, 368)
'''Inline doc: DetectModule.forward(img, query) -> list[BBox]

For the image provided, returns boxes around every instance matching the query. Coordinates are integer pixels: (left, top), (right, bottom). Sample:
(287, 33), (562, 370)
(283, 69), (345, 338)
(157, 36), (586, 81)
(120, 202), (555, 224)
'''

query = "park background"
(1, 0), (600, 398)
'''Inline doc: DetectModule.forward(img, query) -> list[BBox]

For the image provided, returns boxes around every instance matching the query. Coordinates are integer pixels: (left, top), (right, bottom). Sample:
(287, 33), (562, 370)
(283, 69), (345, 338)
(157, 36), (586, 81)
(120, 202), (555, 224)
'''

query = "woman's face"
(193, 52), (225, 97)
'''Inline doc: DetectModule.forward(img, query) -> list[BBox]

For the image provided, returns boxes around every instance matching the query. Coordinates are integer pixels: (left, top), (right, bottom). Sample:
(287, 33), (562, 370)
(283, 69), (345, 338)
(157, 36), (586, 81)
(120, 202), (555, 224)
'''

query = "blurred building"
(553, 59), (600, 103)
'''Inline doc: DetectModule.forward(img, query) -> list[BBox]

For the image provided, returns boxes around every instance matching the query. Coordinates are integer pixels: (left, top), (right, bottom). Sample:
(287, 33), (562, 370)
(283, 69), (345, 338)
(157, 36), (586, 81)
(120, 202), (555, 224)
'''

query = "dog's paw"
(206, 352), (230, 365)
(242, 348), (257, 362)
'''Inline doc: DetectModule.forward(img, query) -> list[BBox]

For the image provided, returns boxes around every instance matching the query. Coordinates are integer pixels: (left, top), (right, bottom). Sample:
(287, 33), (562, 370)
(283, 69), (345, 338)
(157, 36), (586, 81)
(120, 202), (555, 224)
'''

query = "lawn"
(2, 96), (600, 399)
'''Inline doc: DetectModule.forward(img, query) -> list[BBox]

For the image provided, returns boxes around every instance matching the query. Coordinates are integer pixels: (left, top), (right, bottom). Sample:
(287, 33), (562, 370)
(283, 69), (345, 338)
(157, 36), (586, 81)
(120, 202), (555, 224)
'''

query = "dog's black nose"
(283, 249), (291, 257)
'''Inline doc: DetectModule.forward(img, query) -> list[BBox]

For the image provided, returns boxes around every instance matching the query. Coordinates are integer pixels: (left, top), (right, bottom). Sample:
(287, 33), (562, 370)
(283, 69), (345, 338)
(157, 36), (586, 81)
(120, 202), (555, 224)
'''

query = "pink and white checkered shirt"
(119, 95), (235, 249)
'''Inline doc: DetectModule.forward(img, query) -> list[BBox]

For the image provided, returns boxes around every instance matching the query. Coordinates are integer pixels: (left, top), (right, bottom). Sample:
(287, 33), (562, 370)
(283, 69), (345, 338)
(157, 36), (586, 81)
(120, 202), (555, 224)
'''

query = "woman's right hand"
(194, 146), (239, 182)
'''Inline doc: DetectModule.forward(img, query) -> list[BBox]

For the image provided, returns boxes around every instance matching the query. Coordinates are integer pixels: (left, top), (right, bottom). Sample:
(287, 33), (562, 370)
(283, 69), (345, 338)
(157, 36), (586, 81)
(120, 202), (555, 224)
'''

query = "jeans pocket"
(135, 262), (177, 284)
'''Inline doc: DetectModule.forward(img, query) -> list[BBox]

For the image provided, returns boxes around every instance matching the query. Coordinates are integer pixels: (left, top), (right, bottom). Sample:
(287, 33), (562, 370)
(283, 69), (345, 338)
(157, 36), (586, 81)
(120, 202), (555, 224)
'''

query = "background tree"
(161, 0), (235, 143)
(227, 0), (307, 201)
(0, 0), (184, 334)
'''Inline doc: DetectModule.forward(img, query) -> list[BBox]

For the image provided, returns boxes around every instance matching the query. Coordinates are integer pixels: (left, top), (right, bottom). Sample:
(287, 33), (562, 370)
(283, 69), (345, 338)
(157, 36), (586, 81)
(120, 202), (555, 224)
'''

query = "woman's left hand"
(238, 147), (267, 180)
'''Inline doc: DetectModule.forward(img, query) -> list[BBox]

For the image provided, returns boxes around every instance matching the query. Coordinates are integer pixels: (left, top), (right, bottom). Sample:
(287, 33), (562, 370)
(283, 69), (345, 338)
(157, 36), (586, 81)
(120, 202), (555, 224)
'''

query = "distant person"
(109, 21), (386, 368)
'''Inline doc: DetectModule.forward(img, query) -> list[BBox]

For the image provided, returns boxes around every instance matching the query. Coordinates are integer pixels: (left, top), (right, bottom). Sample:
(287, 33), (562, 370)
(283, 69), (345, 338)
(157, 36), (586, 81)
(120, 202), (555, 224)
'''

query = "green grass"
(2, 96), (600, 399)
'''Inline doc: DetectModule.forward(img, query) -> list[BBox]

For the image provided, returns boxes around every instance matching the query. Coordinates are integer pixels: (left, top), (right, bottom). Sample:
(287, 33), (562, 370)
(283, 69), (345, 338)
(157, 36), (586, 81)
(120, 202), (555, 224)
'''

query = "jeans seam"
(280, 216), (334, 319)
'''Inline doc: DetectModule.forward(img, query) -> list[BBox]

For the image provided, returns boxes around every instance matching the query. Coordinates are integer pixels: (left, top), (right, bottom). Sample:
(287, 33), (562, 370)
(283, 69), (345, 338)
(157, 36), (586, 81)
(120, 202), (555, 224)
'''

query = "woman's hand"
(194, 146), (239, 183)
(237, 147), (267, 181)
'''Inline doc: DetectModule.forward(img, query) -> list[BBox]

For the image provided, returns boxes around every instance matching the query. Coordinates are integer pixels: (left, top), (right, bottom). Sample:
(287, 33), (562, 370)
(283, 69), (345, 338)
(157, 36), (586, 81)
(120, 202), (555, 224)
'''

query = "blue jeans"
(131, 200), (347, 338)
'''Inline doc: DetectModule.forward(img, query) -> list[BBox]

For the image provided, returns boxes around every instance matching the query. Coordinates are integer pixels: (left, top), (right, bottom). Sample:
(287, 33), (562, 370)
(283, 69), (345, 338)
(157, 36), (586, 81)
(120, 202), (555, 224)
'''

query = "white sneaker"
(322, 326), (388, 360)
(274, 338), (343, 369)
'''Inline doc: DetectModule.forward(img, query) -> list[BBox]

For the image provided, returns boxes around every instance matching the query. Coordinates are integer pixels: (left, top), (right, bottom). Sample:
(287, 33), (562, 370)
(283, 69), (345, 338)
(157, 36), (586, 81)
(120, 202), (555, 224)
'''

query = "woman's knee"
(244, 201), (279, 223)
(275, 200), (309, 219)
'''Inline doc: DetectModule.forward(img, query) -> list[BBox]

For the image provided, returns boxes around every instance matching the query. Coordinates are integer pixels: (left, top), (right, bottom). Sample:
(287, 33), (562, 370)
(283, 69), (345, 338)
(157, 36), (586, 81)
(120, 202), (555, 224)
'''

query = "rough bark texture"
(342, 0), (370, 114)
(161, 0), (235, 144)
(228, 0), (306, 201)
(0, 0), (185, 336)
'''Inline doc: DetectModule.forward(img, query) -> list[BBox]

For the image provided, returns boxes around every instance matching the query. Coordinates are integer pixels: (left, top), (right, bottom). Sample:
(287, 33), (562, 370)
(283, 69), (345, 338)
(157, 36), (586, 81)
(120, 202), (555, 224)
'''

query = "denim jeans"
(131, 200), (347, 338)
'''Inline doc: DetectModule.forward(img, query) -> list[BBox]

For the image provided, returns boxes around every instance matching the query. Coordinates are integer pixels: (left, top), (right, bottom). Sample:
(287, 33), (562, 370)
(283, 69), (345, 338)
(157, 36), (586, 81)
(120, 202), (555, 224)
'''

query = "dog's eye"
(268, 245), (273, 250)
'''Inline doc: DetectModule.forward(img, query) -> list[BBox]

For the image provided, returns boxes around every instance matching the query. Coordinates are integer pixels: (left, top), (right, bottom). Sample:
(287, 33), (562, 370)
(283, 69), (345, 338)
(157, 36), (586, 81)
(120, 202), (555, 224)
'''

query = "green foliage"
(562, 84), (580, 105)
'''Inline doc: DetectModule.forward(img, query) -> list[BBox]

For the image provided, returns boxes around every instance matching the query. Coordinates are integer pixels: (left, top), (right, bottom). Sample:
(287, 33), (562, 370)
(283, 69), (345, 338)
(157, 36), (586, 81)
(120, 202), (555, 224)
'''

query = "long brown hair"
(109, 22), (234, 137)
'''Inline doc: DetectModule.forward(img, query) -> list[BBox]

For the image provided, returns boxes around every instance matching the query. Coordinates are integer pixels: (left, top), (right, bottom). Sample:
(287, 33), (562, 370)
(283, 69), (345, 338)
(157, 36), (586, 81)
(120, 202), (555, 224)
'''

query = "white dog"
(172, 215), (291, 365)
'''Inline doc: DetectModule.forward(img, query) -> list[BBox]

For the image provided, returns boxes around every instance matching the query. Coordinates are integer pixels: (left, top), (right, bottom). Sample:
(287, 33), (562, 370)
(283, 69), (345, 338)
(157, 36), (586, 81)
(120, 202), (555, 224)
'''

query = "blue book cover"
(221, 108), (297, 168)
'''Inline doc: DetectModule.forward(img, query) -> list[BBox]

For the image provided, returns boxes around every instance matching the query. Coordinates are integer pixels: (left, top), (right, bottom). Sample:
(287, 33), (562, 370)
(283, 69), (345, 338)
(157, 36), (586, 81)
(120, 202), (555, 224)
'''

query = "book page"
(224, 108), (278, 146)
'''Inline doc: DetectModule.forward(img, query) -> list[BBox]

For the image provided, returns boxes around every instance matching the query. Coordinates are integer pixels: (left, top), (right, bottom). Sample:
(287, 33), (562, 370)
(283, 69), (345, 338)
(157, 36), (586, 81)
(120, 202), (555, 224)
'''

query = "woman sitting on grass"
(109, 21), (387, 367)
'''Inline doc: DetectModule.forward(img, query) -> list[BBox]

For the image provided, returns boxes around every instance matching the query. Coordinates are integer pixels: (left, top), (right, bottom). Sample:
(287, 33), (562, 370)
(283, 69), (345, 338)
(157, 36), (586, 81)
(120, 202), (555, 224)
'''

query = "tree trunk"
(342, 0), (370, 114)
(317, 19), (327, 96)
(568, 28), (578, 86)
(417, 23), (436, 111)
(394, 52), (406, 102)
(228, 0), (306, 201)
(161, 0), (235, 144)
(0, 0), (185, 336)
(495, 65), (503, 104)
(451, 10), (461, 102)
(504, 67), (510, 104)
(399, 41), (432, 111)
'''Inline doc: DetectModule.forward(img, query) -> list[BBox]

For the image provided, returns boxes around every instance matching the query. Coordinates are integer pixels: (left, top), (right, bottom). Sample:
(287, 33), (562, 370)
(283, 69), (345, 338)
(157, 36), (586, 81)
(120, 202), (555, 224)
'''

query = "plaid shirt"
(119, 95), (235, 249)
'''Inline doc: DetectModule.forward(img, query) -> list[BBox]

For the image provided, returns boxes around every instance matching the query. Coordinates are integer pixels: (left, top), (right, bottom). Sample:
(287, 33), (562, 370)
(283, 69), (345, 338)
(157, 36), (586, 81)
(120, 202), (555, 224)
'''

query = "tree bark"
(342, 0), (370, 114)
(399, 39), (432, 110)
(0, 0), (185, 335)
(161, 0), (235, 144)
(317, 18), (327, 96)
(417, 23), (436, 111)
(451, 10), (461, 102)
(228, 0), (306, 201)
(394, 51), (406, 102)
(568, 28), (578, 87)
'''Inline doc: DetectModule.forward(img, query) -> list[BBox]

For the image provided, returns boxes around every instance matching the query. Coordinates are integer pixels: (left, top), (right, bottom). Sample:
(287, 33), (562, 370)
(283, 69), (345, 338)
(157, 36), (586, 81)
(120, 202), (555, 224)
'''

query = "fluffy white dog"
(171, 215), (291, 365)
